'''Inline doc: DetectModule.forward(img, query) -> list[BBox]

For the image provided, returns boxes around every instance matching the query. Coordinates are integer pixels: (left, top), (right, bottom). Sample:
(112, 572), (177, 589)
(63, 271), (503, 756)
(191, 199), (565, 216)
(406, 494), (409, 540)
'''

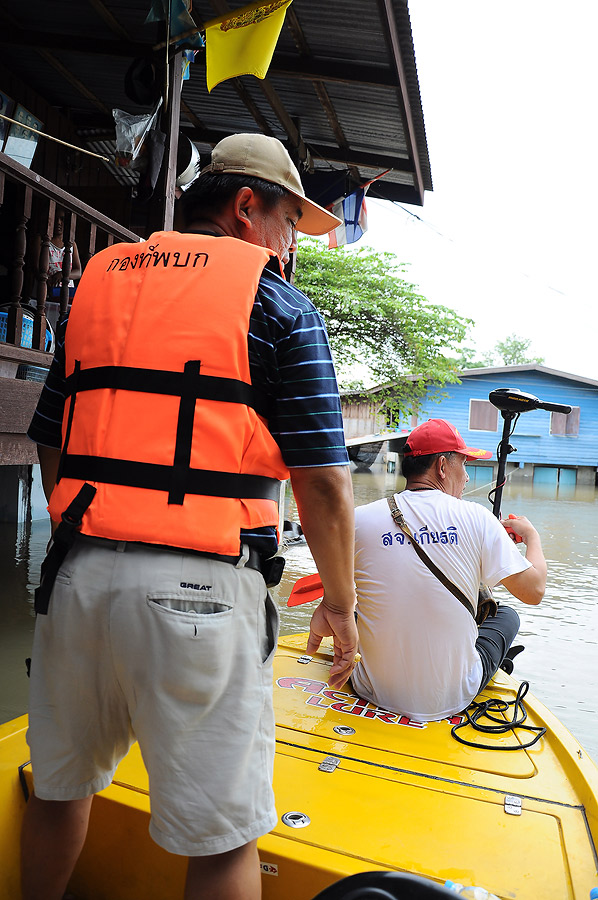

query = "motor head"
(489, 388), (571, 415)
(489, 388), (540, 412)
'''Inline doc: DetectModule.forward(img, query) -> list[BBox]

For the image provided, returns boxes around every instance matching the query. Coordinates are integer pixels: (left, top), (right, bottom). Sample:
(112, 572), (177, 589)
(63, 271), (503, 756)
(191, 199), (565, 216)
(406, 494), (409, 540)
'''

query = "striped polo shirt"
(28, 265), (349, 556)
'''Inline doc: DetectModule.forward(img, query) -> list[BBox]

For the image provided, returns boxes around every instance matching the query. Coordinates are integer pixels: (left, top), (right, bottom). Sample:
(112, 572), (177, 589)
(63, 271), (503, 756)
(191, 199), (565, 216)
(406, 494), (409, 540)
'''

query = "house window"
(550, 406), (580, 436)
(469, 399), (498, 432)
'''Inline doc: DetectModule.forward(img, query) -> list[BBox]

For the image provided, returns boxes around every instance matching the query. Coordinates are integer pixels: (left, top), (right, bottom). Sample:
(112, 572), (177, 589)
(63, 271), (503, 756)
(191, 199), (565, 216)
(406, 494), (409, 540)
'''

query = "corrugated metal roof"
(0, 0), (432, 206)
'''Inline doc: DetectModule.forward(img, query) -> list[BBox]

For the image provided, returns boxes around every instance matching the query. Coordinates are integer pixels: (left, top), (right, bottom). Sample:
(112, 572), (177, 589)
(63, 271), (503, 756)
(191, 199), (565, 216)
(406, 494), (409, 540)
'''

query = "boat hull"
(2, 633), (597, 898)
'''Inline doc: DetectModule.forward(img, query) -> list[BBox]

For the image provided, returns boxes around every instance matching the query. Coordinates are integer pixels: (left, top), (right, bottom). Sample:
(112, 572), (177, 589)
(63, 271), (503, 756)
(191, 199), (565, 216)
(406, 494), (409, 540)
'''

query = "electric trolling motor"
(487, 388), (572, 519)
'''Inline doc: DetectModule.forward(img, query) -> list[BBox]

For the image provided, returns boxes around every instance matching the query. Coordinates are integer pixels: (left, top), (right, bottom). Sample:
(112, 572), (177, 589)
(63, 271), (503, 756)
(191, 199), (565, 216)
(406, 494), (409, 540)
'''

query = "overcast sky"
(359, 0), (598, 382)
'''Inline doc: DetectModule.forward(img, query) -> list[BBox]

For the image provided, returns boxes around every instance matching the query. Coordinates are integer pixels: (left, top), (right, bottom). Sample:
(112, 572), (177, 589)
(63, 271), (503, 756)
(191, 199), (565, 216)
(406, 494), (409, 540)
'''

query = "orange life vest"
(48, 231), (290, 556)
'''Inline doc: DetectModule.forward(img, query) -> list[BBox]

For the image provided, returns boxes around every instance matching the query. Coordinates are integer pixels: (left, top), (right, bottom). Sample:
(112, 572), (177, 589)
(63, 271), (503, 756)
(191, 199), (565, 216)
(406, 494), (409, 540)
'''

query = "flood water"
(1, 464), (597, 764)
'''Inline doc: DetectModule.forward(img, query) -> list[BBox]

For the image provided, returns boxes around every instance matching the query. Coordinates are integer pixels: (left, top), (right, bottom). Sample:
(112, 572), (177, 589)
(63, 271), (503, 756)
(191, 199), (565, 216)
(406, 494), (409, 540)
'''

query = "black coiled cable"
(451, 681), (546, 751)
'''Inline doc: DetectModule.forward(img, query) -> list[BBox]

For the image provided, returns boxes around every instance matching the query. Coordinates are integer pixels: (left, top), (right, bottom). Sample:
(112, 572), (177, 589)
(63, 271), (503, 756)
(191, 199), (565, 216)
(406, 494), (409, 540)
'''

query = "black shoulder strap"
(386, 495), (476, 620)
(34, 483), (97, 615)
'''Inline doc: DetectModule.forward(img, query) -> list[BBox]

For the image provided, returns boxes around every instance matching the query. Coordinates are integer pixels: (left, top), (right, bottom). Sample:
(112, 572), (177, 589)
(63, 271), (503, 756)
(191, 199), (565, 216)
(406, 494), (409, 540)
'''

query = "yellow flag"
(205, 0), (293, 92)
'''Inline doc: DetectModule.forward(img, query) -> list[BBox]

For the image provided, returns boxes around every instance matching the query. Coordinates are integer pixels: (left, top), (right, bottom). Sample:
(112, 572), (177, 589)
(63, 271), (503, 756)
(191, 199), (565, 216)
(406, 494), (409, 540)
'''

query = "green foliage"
(294, 239), (471, 413)
(494, 334), (545, 366)
(453, 345), (495, 370)
(458, 333), (544, 369)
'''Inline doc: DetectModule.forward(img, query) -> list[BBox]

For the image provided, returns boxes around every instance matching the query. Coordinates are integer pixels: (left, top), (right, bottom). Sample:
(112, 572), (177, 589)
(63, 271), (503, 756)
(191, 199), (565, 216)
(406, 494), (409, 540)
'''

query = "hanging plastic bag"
(112, 97), (162, 165)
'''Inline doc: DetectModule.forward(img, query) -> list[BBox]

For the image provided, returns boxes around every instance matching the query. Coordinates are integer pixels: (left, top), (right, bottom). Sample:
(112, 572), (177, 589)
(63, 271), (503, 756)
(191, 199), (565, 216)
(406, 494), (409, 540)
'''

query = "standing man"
(22, 133), (357, 900)
(352, 418), (546, 722)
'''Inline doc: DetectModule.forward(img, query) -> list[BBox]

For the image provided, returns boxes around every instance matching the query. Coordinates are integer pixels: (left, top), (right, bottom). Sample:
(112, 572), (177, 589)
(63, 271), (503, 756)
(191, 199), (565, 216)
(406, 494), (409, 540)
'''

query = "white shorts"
(27, 539), (279, 856)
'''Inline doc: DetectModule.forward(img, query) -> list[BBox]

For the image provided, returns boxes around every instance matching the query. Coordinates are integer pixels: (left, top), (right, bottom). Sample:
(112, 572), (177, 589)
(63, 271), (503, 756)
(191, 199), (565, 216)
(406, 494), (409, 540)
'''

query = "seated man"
(352, 419), (546, 722)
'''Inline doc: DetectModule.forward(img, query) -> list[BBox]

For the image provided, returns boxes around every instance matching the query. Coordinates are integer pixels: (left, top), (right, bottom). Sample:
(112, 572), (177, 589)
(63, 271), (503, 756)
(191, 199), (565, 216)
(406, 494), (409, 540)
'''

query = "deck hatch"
(318, 755), (340, 773)
(505, 794), (522, 815)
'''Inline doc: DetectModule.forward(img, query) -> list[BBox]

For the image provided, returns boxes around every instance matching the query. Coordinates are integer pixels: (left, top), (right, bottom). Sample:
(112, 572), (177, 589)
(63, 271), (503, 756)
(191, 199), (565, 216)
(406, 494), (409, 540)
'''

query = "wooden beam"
(284, 6), (310, 55)
(180, 99), (209, 133)
(366, 181), (421, 205)
(311, 82), (347, 150)
(283, 6), (358, 180)
(0, 26), (395, 89)
(310, 82), (360, 181)
(0, 8), (112, 115)
(37, 48), (112, 116)
(301, 143), (413, 174)
(269, 53), (396, 88)
(230, 80), (274, 136)
(257, 79), (301, 147)
(0, 27), (151, 58)
(86, 0), (131, 41)
(376, 0), (425, 204)
(0, 433), (41, 466)
(0, 378), (45, 436)
(0, 342), (53, 367)
(170, 124), (412, 176)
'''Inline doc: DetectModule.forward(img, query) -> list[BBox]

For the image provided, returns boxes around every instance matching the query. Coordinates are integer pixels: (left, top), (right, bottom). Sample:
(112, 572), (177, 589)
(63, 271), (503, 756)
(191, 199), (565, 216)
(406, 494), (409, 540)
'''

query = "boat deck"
(263, 635), (598, 899)
(1, 634), (597, 899)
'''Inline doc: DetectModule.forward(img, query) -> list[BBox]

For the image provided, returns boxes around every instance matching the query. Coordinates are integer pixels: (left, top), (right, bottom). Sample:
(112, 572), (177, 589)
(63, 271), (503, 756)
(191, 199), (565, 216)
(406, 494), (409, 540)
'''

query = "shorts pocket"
(147, 591), (233, 638)
(54, 564), (73, 585)
(52, 540), (82, 585)
(261, 591), (280, 666)
(144, 590), (235, 699)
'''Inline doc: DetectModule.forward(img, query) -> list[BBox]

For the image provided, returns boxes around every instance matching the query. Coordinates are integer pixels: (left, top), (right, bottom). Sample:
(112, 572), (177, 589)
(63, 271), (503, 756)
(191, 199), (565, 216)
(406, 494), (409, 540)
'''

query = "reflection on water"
(1, 468), (597, 764)
(0, 518), (49, 723)
(273, 466), (598, 763)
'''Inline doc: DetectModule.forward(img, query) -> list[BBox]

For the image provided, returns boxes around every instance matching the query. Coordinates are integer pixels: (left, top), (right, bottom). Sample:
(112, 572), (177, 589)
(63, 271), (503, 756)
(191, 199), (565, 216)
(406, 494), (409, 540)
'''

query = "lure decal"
(276, 676), (464, 728)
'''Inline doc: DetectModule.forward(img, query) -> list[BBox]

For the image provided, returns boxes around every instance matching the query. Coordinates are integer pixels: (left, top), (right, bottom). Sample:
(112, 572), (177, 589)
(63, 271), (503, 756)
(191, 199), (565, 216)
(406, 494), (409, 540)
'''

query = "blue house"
(399, 365), (598, 487)
(342, 365), (598, 486)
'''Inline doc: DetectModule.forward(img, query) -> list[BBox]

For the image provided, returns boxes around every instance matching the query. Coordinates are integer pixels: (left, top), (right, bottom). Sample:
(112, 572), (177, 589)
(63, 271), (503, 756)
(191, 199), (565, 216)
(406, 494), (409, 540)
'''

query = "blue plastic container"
(0, 309), (53, 352)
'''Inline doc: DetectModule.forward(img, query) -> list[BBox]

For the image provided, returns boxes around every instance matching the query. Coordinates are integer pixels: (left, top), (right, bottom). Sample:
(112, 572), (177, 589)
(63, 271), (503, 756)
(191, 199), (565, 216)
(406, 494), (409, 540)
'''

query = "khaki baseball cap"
(200, 133), (341, 236)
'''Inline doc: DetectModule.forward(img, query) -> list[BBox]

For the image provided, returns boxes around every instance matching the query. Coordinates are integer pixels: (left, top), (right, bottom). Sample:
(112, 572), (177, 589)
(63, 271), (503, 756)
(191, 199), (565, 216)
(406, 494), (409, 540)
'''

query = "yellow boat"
(1, 632), (597, 899)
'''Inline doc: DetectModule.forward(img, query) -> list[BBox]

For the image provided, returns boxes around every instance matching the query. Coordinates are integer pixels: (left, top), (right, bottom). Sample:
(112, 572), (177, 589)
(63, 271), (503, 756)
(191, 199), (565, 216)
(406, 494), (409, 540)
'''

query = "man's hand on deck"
(306, 600), (358, 690)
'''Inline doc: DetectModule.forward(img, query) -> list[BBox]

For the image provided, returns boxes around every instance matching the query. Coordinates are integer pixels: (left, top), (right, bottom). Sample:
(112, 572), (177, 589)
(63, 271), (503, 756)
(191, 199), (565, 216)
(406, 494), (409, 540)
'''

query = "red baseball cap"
(403, 419), (492, 460)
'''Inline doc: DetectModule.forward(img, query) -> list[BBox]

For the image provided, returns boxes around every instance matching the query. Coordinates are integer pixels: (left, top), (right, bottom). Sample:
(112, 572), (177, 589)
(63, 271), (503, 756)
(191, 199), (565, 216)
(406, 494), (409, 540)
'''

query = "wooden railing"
(0, 151), (140, 352)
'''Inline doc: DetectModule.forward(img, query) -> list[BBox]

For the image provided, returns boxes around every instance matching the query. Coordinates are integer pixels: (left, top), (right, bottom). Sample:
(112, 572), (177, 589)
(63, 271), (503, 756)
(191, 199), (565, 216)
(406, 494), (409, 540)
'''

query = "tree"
(458, 333), (544, 369)
(494, 334), (545, 366)
(294, 239), (471, 414)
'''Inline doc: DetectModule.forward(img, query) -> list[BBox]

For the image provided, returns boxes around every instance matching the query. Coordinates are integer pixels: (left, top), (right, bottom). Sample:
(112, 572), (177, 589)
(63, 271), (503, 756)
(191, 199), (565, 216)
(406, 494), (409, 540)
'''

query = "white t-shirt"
(48, 241), (75, 288)
(352, 490), (530, 721)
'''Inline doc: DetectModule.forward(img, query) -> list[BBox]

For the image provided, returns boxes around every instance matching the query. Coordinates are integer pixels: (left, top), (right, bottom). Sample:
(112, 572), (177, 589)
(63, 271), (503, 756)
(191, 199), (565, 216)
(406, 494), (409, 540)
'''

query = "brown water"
(2, 467), (597, 763)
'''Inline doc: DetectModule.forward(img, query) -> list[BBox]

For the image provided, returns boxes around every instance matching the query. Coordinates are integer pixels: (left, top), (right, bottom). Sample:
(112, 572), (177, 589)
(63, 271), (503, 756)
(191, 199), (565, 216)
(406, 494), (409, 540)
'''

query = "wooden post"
(162, 50), (183, 231)
(33, 200), (54, 352)
(6, 185), (32, 347)
(140, 51), (182, 235)
(87, 221), (97, 266)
